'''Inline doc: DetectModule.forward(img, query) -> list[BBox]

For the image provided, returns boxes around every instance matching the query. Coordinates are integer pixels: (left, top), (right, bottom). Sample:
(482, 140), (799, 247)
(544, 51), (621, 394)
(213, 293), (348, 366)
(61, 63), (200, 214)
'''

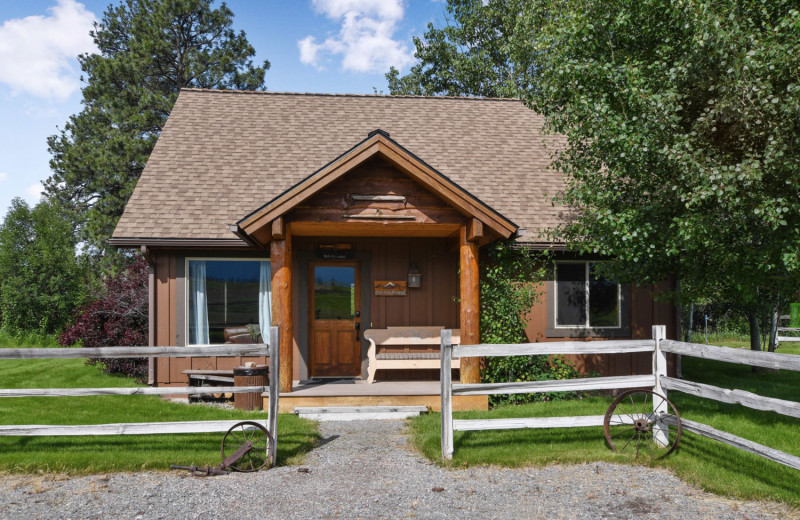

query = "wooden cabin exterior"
(111, 90), (676, 410)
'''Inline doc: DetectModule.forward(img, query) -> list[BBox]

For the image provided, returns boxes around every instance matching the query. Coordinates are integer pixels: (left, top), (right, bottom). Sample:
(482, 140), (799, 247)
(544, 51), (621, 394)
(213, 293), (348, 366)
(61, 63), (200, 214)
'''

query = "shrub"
(59, 256), (148, 380)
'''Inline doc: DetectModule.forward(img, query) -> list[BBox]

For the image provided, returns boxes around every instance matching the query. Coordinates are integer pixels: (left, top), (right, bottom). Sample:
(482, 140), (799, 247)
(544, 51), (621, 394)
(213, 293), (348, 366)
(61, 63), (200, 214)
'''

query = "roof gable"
(234, 130), (517, 245)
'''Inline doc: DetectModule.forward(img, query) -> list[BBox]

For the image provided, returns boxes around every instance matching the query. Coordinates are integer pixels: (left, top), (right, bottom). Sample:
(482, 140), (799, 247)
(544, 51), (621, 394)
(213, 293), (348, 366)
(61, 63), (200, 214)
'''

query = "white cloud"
(299, 0), (414, 74)
(25, 182), (44, 202)
(0, 0), (97, 100)
(0, 172), (8, 183)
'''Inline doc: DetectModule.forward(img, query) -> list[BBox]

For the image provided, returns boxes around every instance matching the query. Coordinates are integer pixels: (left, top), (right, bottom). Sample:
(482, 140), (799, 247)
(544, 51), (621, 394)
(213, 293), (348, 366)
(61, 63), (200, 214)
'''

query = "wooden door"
(309, 262), (361, 377)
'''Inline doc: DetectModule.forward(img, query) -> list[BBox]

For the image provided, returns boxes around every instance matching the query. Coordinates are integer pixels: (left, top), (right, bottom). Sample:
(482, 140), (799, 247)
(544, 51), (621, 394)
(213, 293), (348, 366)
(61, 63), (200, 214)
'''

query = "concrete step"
(293, 405), (428, 421)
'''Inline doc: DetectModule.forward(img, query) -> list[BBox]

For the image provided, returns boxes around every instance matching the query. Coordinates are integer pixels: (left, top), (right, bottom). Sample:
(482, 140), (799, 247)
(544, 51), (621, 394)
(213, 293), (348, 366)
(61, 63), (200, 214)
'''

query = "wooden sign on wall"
(374, 280), (407, 296)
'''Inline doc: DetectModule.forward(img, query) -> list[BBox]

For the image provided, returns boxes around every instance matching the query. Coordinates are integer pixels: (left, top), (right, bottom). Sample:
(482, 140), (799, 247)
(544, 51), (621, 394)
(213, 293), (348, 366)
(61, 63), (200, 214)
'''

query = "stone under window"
(187, 259), (271, 345)
(546, 261), (629, 338)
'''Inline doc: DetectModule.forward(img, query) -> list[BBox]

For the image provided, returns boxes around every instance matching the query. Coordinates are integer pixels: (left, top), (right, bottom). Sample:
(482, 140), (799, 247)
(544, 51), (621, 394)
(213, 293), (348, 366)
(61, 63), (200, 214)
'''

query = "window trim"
(185, 256), (270, 346)
(546, 260), (630, 338)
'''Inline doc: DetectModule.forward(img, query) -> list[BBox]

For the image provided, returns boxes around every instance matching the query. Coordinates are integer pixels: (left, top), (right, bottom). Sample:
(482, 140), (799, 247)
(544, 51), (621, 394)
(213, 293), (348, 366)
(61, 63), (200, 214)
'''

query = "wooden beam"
(0, 344), (271, 360)
(452, 374), (655, 396)
(454, 415), (606, 432)
(271, 217), (285, 240)
(0, 420), (268, 437)
(459, 225), (480, 384)
(467, 218), (483, 242)
(661, 340), (800, 371)
(451, 339), (654, 358)
(271, 228), (293, 393)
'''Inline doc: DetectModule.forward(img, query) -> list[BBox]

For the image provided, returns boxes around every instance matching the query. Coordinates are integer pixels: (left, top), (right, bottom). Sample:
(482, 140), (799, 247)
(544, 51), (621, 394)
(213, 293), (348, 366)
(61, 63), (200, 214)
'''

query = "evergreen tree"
(45, 0), (269, 264)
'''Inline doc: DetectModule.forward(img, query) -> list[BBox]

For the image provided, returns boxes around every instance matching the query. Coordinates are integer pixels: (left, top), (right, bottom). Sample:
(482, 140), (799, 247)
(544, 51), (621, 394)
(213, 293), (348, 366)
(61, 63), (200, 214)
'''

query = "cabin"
(111, 89), (676, 411)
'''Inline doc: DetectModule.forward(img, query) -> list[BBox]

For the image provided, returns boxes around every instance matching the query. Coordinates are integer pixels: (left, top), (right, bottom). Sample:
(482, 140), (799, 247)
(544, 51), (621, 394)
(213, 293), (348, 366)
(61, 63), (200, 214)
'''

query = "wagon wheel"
(603, 390), (682, 461)
(220, 421), (274, 472)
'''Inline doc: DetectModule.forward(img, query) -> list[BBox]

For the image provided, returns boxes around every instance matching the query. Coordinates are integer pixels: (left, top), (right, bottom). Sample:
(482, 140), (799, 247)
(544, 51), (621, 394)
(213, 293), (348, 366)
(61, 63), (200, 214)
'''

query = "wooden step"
(293, 405), (428, 421)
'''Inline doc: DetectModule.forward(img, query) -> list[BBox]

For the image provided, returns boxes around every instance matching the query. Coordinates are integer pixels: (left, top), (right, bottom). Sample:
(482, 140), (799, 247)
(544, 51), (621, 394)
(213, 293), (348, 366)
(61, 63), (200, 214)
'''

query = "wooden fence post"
(269, 326), (280, 466)
(652, 325), (668, 446)
(440, 329), (454, 460)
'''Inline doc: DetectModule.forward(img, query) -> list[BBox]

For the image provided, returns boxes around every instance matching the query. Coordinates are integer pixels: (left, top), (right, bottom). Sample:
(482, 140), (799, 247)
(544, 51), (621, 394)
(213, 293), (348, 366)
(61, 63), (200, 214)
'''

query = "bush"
(479, 241), (580, 406)
(59, 256), (148, 380)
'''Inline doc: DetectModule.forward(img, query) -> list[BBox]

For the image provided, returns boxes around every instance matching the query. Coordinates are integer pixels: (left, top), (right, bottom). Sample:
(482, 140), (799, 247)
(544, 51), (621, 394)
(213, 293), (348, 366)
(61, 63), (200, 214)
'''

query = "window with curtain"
(188, 259), (271, 345)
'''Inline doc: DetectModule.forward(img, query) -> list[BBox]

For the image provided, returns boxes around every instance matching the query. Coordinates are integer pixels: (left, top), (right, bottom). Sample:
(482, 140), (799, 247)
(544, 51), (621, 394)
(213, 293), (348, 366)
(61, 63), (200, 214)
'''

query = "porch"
(270, 380), (488, 413)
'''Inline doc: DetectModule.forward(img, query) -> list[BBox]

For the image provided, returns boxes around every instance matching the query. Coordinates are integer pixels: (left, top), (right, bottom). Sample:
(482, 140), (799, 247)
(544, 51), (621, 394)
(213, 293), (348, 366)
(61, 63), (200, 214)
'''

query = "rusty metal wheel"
(603, 390), (682, 461)
(221, 421), (274, 472)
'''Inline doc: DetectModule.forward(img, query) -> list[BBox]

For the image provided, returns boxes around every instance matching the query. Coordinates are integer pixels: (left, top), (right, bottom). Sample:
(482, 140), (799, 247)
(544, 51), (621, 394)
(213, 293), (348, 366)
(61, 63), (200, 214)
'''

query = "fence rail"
(0, 327), (280, 466)
(440, 326), (800, 471)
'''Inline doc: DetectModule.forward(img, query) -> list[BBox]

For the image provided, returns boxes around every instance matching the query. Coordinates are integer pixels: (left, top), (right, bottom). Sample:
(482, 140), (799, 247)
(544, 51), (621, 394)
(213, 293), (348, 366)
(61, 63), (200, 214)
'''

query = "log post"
(271, 229), (293, 393)
(459, 225), (480, 383)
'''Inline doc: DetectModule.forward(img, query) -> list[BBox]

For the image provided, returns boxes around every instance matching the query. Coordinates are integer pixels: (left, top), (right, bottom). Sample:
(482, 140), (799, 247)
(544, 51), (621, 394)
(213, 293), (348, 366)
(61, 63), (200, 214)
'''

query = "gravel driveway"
(0, 420), (793, 520)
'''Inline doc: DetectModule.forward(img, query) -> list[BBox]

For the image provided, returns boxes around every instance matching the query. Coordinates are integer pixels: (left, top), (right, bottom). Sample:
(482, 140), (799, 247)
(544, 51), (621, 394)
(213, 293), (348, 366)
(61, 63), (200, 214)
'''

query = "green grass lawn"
(0, 352), (320, 474)
(410, 338), (800, 505)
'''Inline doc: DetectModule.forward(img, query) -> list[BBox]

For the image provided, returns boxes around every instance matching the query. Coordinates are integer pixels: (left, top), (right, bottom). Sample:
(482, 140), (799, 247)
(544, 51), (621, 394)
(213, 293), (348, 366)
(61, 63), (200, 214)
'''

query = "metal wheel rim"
(603, 389), (682, 461)
(221, 421), (274, 472)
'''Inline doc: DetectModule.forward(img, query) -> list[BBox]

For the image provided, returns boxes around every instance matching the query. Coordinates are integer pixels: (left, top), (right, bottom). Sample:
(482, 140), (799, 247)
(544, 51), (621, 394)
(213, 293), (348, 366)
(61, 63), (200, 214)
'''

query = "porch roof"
(112, 89), (569, 247)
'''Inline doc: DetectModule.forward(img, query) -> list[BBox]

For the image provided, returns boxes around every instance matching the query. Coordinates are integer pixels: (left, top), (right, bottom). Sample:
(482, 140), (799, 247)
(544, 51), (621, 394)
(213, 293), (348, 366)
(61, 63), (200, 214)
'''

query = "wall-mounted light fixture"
(407, 263), (421, 288)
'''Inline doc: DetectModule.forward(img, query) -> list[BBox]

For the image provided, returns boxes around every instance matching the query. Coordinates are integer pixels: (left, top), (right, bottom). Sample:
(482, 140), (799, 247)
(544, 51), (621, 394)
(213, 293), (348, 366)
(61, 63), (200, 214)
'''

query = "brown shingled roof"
(112, 89), (568, 244)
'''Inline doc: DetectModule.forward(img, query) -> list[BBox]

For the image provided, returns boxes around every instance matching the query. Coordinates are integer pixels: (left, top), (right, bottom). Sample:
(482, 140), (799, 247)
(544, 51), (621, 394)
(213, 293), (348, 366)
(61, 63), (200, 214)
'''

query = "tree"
(392, 0), (800, 351)
(523, 0), (800, 351)
(0, 198), (89, 334)
(386, 0), (533, 97)
(59, 256), (149, 380)
(45, 0), (269, 264)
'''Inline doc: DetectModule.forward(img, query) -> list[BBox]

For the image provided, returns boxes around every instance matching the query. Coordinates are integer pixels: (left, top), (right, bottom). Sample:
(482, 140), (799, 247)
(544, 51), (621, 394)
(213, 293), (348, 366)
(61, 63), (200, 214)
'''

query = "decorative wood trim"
(271, 217), (285, 240)
(468, 218), (483, 242)
(237, 132), (516, 240)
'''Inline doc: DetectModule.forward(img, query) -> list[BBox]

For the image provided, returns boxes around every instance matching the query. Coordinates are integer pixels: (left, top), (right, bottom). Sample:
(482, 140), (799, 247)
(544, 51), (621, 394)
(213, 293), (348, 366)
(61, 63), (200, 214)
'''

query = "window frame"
(184, 256), (271, 346)
(546, 260), (630, 338)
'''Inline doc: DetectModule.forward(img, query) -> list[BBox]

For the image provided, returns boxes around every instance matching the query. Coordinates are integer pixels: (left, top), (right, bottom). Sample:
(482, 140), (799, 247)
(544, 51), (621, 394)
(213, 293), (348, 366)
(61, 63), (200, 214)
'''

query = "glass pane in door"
(313, 266), (355, 320)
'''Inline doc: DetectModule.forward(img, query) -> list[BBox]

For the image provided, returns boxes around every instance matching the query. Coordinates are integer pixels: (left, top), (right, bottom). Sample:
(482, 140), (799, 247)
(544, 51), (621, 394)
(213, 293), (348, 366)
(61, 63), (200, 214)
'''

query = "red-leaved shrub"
(60, 256), (149, 381)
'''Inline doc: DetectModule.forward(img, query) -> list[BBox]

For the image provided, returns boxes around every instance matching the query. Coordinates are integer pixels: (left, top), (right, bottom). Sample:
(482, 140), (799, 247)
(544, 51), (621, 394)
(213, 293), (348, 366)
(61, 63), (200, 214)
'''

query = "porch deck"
(269, 380), (488, 413)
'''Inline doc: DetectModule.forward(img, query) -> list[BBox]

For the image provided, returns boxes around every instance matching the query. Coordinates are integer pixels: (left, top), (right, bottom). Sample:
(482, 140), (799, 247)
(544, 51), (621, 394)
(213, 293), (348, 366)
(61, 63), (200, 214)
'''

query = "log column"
(459, 225), (481, 383)
(270, 227), (293, 393)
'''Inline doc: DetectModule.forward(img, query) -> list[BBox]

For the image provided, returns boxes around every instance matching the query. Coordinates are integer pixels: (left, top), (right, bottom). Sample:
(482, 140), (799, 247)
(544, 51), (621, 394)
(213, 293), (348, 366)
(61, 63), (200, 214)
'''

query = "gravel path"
(0, 420), (793, 520)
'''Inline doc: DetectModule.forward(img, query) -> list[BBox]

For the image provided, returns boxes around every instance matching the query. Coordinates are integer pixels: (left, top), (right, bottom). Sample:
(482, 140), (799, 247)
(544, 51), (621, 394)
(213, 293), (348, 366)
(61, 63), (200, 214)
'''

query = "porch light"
(407, 264), (421, 288)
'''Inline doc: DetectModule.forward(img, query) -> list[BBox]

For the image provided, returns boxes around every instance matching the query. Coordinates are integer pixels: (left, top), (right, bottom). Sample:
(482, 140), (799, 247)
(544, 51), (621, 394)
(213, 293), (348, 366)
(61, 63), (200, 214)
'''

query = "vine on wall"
(480, 241), (579, 406)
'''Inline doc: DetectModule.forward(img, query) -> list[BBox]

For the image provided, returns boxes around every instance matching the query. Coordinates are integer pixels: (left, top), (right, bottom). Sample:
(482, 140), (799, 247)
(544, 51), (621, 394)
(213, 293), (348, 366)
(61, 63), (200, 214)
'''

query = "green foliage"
(409, 349), (800, 504)
(45, 0), (269, 265)
(386, 0), (534, 97)
(0, 357), (319, 472)
(479, 242), (579, 406)
(524, 0), (800, 315)
(0, 198), (89, 334)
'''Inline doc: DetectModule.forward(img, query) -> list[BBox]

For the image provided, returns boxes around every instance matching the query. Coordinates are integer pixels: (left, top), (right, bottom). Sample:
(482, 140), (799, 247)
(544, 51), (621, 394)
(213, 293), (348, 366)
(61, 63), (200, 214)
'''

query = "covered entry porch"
(231, 130), (518, 409)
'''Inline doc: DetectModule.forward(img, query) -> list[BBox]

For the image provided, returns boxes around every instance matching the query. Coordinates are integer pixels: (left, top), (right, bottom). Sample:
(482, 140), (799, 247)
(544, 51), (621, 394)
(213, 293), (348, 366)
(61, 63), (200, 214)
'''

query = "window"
(547, 262), (628, 337)
(187, 259), (271, 345)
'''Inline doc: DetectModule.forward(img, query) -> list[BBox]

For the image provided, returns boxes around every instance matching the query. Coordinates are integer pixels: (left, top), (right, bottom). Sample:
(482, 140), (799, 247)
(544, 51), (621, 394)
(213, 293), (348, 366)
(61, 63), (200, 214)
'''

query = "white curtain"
(258, 261), (273, 344)
(189, 261), (209, 344)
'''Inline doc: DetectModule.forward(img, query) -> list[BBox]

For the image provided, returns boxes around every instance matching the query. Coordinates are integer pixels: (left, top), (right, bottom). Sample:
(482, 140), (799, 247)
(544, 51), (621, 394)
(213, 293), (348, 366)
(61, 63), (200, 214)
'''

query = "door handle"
(355, 322), (361, 341)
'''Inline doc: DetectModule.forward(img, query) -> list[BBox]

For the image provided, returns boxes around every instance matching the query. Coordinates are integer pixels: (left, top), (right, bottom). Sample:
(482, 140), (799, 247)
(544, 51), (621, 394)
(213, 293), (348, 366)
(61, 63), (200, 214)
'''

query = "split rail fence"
(0, 327), (280, 466)
(440, 326), (800, 471)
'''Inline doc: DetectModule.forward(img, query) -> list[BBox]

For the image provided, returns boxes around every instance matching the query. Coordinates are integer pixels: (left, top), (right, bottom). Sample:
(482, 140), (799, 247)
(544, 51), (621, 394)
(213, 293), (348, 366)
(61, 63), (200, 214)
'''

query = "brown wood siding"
(151, 251), (270, 386)
(524, 281), (677, 377)
(288, 156), (464, 228)
(294, 236), (459, 381)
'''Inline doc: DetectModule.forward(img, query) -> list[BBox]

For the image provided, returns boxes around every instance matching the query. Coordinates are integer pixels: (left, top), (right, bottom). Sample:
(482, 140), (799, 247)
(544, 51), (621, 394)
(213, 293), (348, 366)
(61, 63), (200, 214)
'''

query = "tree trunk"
(748, 311), (761, 373)
(768, 302), (779, 353)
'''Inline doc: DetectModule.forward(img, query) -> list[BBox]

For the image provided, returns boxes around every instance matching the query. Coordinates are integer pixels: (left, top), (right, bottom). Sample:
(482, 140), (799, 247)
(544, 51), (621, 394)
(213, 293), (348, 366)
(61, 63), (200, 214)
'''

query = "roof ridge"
(180, 87), (521, 102)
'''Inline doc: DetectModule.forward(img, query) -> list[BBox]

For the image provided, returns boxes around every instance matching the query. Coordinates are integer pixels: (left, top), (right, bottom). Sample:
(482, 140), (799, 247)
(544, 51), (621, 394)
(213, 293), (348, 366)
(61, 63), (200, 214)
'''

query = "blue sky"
(0, 0), (446, 219)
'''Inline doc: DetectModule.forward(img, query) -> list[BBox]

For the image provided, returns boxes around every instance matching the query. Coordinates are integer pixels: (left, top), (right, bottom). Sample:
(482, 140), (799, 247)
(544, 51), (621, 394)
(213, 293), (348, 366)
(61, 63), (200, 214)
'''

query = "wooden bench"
(364, 326), (460, 384)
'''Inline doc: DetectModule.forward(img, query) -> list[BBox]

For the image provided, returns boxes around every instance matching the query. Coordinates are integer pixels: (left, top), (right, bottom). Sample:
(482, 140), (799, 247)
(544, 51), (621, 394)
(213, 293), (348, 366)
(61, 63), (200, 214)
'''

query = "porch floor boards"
(269, 380), (487, 413)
